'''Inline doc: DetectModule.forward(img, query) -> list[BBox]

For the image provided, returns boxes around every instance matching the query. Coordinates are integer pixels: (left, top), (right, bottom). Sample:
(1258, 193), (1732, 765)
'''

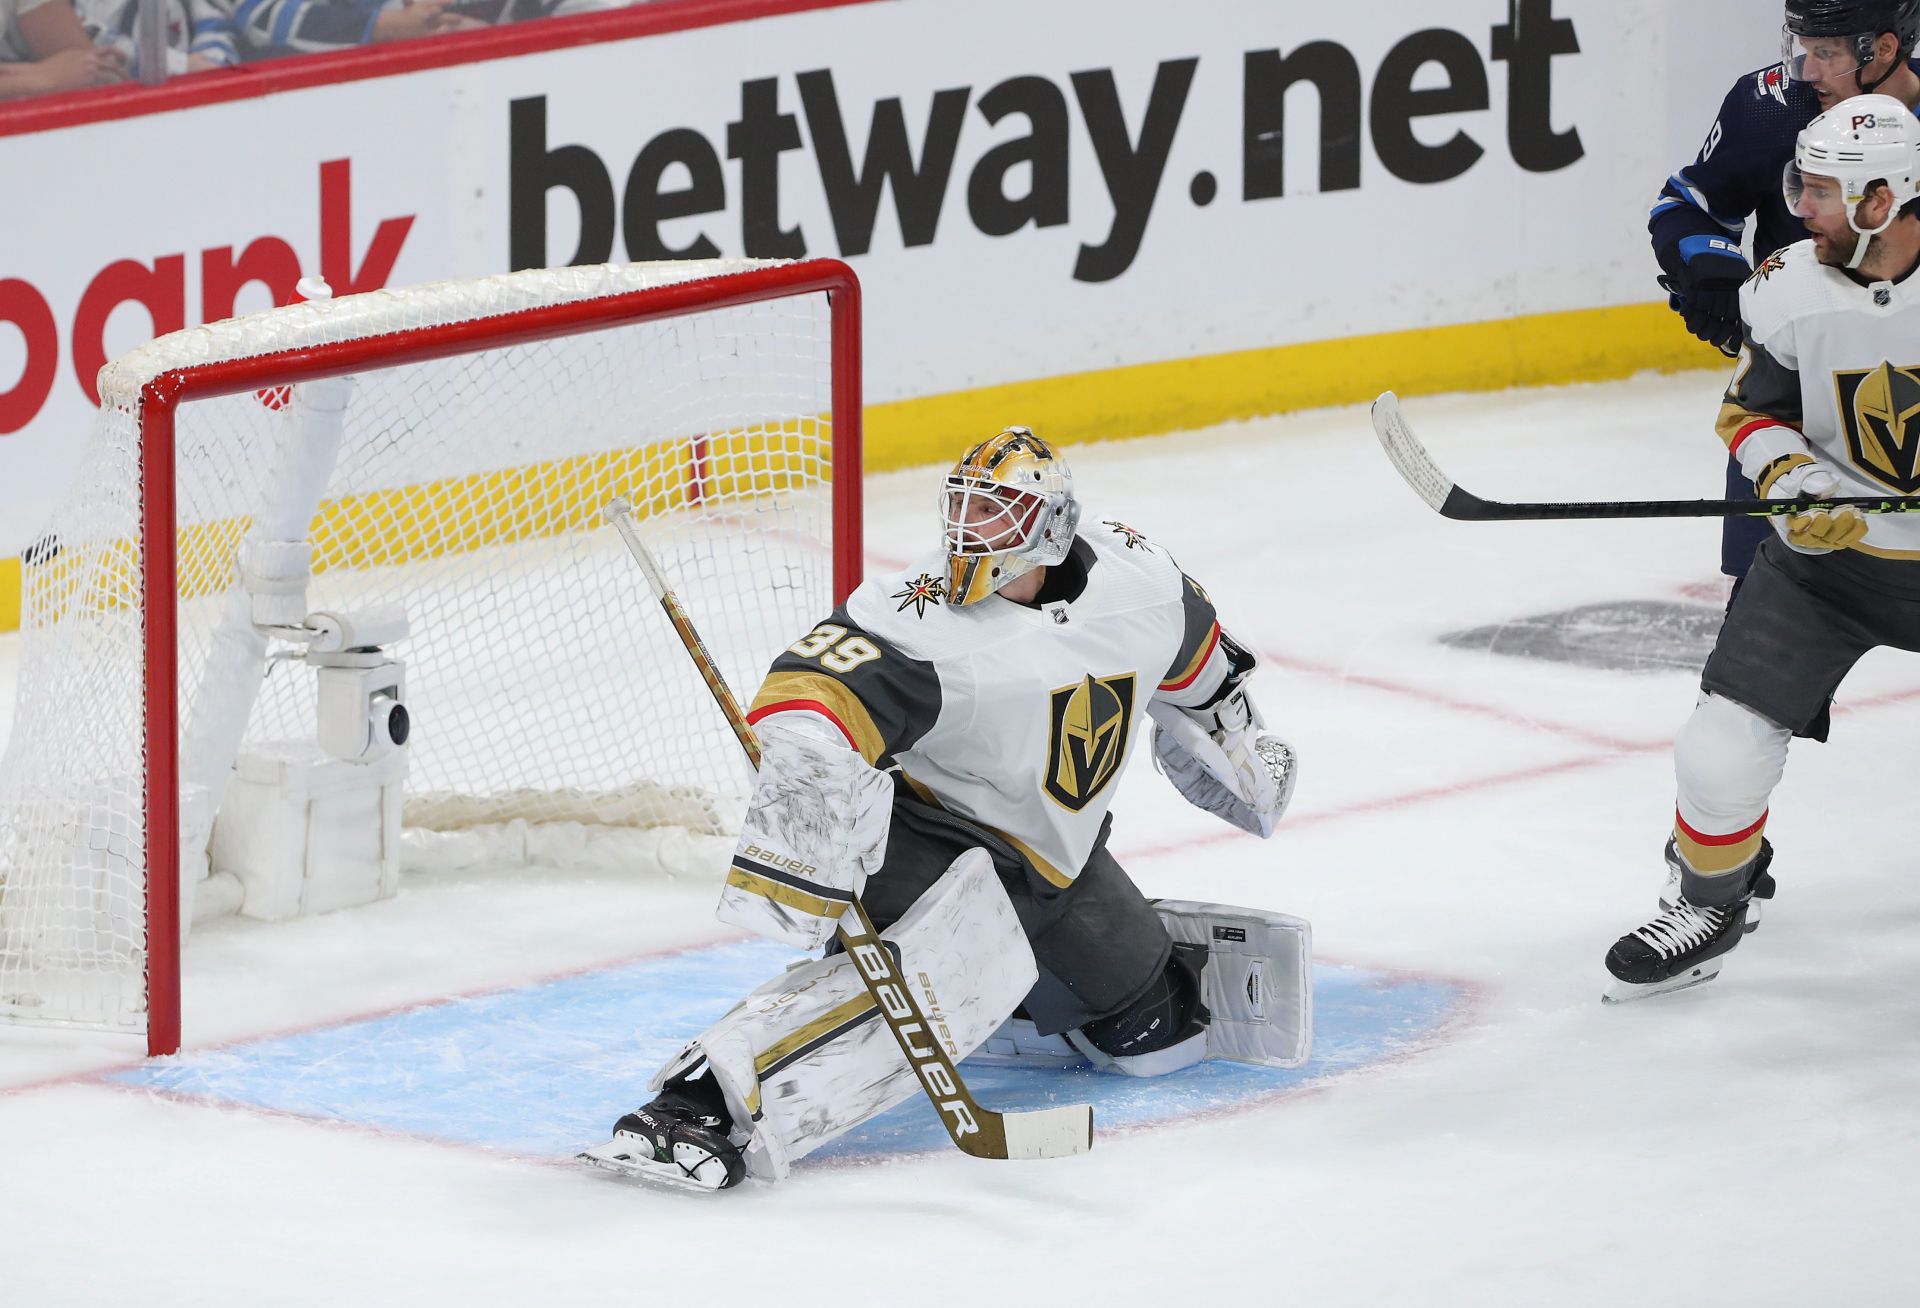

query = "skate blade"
(1601, 956), (1726, 1004)
(576, 1138), (730, 1193)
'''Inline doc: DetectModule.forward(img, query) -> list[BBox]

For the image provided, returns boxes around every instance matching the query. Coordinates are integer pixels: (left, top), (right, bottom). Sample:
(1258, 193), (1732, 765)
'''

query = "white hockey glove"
(1149, 686), (1296, 839)
(716, 721), (894, 949)
(1758, 454), (1868, 555)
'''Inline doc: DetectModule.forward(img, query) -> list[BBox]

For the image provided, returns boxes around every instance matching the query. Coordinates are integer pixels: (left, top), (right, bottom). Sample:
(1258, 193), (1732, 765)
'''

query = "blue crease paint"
(112, 939), (1466, 1165)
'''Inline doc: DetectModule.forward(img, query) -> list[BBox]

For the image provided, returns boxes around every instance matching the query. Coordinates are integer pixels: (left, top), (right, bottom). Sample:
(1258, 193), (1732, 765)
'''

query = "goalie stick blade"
(959, 1103), (1094, 1161)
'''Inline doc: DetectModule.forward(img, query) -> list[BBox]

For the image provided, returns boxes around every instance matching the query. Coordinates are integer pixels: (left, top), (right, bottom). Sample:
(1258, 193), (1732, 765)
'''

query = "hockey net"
(0, 258), (861, 1055)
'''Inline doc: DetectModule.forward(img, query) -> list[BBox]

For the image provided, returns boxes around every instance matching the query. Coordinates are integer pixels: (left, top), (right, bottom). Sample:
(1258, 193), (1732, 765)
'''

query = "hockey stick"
(603, 498), (1093, 1162)
(1372, 391), (1920, 522)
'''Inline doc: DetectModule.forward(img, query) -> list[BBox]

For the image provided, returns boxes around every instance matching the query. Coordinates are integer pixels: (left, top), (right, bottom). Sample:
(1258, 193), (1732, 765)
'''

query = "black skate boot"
(577, 1083), (746, 1191)
(1656, 838), (1772, 938)
(1604, 841), (1776, 1003)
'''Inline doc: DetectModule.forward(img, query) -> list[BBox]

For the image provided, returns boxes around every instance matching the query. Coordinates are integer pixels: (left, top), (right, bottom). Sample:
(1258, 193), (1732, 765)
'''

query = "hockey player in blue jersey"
(1652, 0), (1920, 582)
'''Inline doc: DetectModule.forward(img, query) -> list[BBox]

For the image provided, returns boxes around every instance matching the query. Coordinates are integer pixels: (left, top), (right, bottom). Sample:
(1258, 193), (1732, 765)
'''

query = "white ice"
(5, 370), (1919, 1307)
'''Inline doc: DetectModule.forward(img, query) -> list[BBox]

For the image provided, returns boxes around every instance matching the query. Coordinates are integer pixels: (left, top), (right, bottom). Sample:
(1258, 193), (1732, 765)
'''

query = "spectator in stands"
(512, 0), (626, 16)
(231, 0), (626, 62)
(76, 0), (238, 77)
(1, 0), (126, 97)
(233, 0), (488, 60)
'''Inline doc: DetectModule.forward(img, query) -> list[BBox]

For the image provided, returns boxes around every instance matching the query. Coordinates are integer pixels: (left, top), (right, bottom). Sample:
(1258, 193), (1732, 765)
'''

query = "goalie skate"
(576, 1098), (747, 1193)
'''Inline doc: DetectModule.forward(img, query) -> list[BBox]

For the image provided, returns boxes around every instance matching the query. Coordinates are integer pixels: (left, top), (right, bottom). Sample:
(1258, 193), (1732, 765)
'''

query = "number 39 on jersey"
(787, 624), (882, 673)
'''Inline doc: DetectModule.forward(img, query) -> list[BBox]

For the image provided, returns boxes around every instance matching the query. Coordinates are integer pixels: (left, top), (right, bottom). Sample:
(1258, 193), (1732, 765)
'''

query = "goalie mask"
(940, 427), (1081, 606)
(1784, 93), (1920, 268)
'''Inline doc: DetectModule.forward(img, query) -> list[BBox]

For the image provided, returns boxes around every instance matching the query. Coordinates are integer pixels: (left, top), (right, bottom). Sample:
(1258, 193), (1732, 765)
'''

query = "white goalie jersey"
(746, 518), (1241, 886)
(1721, 239), (1920, 558)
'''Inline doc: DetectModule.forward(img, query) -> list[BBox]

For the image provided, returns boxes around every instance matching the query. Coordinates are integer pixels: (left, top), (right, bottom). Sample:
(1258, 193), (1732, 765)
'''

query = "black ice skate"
(576, 1089), (746, 1192)
(1656, 838), (1770, 937)
(1604, 842), (1775, 1003)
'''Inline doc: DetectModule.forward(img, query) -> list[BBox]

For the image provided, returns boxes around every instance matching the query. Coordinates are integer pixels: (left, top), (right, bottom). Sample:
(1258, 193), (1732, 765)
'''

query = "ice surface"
(6, 372), (1920, 1306)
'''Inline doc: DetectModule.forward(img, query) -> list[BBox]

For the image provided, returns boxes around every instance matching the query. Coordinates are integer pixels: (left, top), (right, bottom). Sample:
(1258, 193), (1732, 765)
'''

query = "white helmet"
(1785, 93), (1920, 267)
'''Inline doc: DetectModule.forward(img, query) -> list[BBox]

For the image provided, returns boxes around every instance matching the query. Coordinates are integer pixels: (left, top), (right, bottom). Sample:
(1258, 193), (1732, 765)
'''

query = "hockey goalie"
(582, 429), (1310, 1189)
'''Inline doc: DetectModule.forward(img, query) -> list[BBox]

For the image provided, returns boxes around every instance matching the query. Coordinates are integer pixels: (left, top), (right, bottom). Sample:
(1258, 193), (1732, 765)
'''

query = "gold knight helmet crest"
(1837, 360), (1920, 493)
(1042, 672), (1135, 812)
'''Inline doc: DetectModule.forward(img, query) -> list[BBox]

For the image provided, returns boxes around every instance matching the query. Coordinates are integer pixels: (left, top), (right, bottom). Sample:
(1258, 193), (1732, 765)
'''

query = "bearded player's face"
(1791, 173), (1863, 265)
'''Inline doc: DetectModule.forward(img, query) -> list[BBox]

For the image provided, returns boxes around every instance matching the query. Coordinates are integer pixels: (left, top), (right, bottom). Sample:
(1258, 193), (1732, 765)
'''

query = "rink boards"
(107, 937), (1470, 1168)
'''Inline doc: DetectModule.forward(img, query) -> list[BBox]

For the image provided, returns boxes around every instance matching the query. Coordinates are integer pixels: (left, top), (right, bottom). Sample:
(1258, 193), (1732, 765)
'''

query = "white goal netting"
(0, 259), (850, 1042)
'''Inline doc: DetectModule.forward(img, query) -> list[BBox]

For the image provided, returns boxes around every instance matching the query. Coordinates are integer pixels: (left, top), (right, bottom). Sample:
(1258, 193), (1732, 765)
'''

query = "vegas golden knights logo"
(1835, 361), (1920, 493)
(1043, 673), (1135, 812)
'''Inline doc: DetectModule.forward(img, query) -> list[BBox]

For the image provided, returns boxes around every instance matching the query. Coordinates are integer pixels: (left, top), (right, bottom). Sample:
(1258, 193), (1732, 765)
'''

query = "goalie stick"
(602, 497), (1093, 1164)
(1372, 391), (1920, 522)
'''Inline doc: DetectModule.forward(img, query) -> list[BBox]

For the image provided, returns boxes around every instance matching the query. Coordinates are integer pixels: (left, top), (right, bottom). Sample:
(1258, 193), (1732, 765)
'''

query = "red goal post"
(0, 258), (862, 1056)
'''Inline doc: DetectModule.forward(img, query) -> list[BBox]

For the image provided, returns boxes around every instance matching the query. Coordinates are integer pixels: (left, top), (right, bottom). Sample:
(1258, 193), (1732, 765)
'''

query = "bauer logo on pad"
(1214, 925), (1248, 942)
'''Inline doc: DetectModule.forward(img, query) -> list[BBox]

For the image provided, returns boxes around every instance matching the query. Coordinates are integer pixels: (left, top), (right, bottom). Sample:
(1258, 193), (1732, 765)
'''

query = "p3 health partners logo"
(506, 0), (1584, 286)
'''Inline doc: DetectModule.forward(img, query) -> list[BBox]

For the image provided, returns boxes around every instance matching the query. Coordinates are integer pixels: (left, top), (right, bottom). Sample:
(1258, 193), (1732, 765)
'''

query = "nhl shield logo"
(1835, 361), (1920, 493)
(1042, 673), (1136, 812)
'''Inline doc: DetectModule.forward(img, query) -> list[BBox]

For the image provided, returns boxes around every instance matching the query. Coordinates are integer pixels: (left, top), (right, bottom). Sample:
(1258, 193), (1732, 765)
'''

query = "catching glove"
(1149, 686), (1296, 839)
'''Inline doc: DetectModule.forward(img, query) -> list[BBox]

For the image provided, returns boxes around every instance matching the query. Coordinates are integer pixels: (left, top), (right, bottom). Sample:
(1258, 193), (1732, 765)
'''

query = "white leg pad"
(1156, 899), (1312, 1069)
(1674, 692), (1790, 836)
(651, 848), (1034, 1181)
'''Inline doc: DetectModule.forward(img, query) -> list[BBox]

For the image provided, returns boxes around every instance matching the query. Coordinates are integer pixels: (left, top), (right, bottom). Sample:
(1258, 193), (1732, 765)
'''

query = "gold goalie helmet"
(940, 427), (1082, 605)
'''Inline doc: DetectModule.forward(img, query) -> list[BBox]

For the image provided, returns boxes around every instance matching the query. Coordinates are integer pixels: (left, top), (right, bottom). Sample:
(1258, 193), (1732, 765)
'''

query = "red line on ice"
(1258, 650), (1658, 753)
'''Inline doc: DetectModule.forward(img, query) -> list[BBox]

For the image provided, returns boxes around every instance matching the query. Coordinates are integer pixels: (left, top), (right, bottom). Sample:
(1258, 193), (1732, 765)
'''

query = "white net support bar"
(0, 258), (860, 1053)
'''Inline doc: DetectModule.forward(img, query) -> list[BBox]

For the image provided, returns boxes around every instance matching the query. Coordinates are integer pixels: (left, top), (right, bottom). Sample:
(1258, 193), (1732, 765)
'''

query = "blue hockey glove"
(1661, 236), (1749, 358)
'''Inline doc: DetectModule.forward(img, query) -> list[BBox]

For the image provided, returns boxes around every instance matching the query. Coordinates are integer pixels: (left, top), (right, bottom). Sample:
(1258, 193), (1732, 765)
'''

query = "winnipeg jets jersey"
(1651, 63), (1817, 284)
(1719, 241), (1920, 559)
(746, 519), (1236, 886)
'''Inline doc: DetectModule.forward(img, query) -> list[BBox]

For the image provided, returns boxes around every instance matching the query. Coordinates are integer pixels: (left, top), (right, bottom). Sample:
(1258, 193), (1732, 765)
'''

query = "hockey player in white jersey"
(584, 428), (1304, 1187)
(1606, 94), (1920, 999)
